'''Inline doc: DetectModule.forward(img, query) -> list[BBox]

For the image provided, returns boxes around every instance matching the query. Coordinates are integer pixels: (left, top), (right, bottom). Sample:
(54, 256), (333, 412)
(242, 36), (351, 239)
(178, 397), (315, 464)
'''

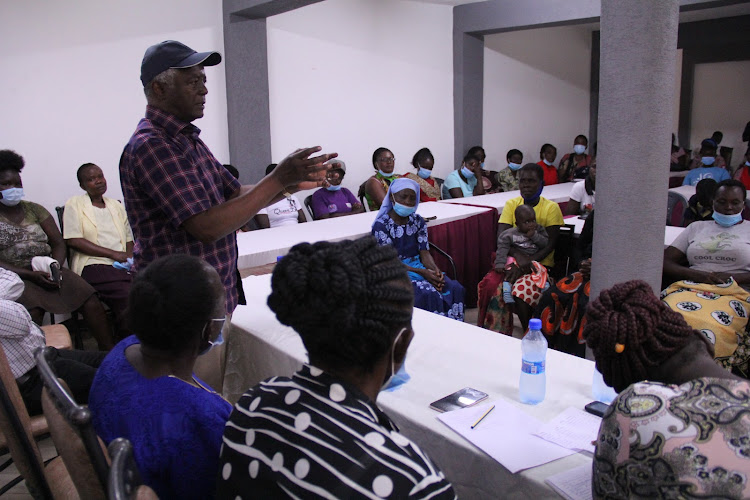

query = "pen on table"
(471, 404), (495, 429)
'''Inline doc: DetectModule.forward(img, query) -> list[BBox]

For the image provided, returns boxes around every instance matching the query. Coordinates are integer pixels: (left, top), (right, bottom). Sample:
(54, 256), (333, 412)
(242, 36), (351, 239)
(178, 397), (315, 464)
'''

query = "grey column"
(453, 32), (484, 168)
(590, 0), (679, 299)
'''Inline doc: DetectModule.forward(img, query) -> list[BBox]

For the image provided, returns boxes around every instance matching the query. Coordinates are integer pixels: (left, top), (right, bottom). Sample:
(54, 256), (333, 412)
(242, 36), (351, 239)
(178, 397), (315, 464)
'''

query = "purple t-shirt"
(310, 188), (359, 218)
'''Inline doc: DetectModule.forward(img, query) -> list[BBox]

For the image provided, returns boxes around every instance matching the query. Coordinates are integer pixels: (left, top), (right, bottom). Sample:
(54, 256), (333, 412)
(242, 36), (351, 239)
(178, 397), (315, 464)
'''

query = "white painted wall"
(482, 25), (593, 171)
(0, 0), (228, 217)
(266, 0), (455, 197)
(690, 61), (750, 166)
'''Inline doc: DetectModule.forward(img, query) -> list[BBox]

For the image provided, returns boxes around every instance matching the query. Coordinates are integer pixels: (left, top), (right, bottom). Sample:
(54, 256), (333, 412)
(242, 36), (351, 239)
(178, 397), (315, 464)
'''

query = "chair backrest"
(0, 344), (53, 499)
(552, 224), (576, 280)
(303, 194), (315, 220)
(358, 182), (369, 211)
(108, 438), (159, 500)
(54, 206), (72, 268)
(441, 183), (452, 200)
(667, 191), (687, 227)
(36, 347), (109, 498)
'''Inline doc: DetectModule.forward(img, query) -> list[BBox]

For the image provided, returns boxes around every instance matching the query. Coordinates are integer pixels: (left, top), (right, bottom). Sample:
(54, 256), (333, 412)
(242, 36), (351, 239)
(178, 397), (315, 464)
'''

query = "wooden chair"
(36, 346), (109, 499)
(108, 438), (158, 500)
(0, 344), (74, 499)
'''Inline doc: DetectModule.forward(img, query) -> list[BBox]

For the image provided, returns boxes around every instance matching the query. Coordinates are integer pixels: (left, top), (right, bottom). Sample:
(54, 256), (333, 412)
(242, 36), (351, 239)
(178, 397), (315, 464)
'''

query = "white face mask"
(573, 144), (587, 155)
(0, 187), (24, 206)
(381, 327), (407, 390)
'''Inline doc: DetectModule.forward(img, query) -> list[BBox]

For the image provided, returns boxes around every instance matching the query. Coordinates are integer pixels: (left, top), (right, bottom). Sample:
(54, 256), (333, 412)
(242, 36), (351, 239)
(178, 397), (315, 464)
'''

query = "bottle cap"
(529, 318), (542, 330)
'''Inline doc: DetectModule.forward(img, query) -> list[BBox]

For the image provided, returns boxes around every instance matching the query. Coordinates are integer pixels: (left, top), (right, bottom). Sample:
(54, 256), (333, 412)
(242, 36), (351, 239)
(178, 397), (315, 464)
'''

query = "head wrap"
(375, 177), (421, 220)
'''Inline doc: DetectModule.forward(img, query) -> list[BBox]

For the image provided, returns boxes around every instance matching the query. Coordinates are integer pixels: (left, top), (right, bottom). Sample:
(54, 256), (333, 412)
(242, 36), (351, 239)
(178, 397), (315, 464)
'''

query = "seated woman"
(363, 147), (397, 210)
(0, 150), (113, 349)
(584, 280), (750, 499)
(682, 177), (717, 226)
(63, 163), (133, 338)
(443, 151), (485, 199)
(89, 254), (231, 500)
(733, 146), (750, 190)
(564, 157), (596, 217)
(495, 149), (523, 193)
(557, 135), (593, 182)
(479, 164), (562, 333)
(663, 179), (750, 371)
(683, 139), (730, 186)
(470, 145), (499, 194)
(310, 159), (364, 219)
(255, 163), (307, 228)
(536, 143), (558, 186)
(217, 237), (456, 499)
(402, 147), (442, 202)
(535, 211), (594, 358)
(372, 178), (465, 321)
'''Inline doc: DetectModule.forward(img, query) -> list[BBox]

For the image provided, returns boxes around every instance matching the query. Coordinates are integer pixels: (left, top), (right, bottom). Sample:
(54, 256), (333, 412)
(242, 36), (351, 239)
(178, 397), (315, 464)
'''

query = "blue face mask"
(393, 201), (416, 217)
(701, 156), (715, 166)
(382, 327), (409, 391)
(745, 161), (750, 167)
(523, 183), (545, 204)
(0, 187), (24, 207)
(461, 166), (475, 179)
(713, 211), (743, 227)
(573, 144), (587, 155)
(508, 162), (522, 171)
(378, 169), (395, 178)
(417, 168), (432, 179)
(326, 184), (342, 191)
(480, 162), (486, 169)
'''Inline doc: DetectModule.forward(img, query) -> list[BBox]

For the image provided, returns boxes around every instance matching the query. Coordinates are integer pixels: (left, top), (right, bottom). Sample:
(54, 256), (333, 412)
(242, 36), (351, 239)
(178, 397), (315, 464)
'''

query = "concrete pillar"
(590, 0), (680, 299)
(452, 31), (484, 168)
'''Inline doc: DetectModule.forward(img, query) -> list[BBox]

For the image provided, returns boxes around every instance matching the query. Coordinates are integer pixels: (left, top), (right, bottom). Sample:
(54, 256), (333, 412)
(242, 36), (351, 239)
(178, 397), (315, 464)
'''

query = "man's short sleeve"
(219, 164), (242, 199)
(669, 222), (693, 253)
(132, 141), (216, 228)
(569, 182), (585, 203)
(62, 199), (84, 239)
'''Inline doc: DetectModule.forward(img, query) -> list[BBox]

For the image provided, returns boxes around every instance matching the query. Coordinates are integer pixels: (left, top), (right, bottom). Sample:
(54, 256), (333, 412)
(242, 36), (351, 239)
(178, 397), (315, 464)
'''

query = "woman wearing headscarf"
(371, 178), (465, 320)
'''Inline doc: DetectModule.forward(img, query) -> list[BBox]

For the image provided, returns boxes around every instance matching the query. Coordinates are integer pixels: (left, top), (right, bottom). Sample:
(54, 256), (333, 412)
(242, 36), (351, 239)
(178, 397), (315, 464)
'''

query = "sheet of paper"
(533, 407), (601, 453)
(437, 399), (574, 473)
(544, 463), (593, 500)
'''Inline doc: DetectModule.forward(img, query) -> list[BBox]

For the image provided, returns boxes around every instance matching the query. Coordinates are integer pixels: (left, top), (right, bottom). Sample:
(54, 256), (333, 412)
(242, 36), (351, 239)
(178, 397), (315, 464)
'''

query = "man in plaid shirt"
(121, 40), (335, 315)
(120, 41), (335, 389)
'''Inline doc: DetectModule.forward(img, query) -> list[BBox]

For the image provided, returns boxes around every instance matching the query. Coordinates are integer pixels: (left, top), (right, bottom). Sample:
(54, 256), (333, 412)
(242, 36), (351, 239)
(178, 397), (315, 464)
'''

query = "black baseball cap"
(140, 40), (222, 87)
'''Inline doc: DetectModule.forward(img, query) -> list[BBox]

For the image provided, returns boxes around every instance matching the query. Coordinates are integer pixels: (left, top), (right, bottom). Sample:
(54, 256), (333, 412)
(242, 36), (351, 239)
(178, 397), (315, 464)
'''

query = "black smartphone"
(429, 387), (488, 413)
(584, 401), (609, 418)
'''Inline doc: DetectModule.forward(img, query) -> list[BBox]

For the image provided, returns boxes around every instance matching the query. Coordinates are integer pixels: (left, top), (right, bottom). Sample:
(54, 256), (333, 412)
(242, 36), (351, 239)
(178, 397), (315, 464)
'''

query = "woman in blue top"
(443, 151), (486, 199)
(89, 254), (231, 500)
(371, 178), (465, 320)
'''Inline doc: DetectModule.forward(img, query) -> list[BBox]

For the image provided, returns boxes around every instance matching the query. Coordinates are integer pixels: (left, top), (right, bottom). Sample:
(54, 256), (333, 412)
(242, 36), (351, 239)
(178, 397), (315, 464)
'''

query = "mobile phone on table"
(584, 401), (609, 418)
(429, 387), (488, 413)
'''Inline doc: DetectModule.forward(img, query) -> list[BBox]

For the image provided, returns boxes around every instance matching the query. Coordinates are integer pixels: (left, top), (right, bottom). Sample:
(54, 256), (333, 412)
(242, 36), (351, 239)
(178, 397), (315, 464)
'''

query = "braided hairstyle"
(583, 280), (700, 392)
(268, 235), (413, 373)
(128, 254), (218, 352)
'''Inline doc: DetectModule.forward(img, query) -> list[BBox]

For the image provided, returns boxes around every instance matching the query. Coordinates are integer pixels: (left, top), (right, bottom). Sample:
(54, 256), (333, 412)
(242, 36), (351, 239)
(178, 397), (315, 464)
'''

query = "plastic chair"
(35, 346), (110, 498)
(0, 344), (74, 499)
(108, 438), (159, 500)
(667, 191), (687, 227)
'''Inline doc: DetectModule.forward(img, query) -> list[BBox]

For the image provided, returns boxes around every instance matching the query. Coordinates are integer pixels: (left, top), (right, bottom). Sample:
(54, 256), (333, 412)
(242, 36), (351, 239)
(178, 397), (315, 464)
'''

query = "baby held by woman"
(495, 204), (549, 304)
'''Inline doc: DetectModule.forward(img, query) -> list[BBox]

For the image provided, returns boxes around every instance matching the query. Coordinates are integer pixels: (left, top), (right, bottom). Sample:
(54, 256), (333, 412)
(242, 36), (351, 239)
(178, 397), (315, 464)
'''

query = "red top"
(537, 160), (559, 186)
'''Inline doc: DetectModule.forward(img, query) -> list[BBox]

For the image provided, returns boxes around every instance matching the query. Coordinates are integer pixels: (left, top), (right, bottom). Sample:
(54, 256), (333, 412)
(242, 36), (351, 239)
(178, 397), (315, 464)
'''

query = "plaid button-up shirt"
(0, 269), (44, 379)
(120, 106), (241, 313)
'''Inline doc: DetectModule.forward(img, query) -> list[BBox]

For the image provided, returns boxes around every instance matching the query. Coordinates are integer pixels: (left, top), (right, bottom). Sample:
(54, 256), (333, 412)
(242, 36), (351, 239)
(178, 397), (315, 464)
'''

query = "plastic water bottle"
(591, 367), (617, 404)
(519, 318), (547, 405)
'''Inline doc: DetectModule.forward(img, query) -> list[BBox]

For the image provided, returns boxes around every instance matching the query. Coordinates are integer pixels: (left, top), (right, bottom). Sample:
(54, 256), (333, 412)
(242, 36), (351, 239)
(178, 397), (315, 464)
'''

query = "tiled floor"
(0, 438), (57, 499)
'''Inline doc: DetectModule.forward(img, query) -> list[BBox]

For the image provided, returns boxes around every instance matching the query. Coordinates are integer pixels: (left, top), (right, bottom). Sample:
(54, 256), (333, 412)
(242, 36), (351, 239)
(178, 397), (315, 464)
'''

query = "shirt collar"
(292, 364), (397, 431)
(145, 105), (201, 140)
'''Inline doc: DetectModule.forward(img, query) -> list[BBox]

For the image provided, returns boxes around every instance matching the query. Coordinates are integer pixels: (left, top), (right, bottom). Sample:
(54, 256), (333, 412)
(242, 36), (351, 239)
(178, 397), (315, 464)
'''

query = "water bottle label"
(521, 360), (545, 375)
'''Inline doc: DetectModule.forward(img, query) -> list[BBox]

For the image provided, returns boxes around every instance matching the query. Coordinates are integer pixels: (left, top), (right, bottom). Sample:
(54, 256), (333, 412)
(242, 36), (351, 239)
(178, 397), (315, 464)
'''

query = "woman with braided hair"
(218, 236), (456, 499)
(584, 280), (750, 499)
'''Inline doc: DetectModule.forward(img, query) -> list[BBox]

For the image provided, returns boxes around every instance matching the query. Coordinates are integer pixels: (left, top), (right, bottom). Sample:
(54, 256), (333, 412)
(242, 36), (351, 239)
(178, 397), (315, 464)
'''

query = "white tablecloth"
(225, 274), (596, 499)
(439, 182), (575, 212)
(668, 184), (695, 200)
(236, 202), (490, 269)
(564, 216), (684, 247)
